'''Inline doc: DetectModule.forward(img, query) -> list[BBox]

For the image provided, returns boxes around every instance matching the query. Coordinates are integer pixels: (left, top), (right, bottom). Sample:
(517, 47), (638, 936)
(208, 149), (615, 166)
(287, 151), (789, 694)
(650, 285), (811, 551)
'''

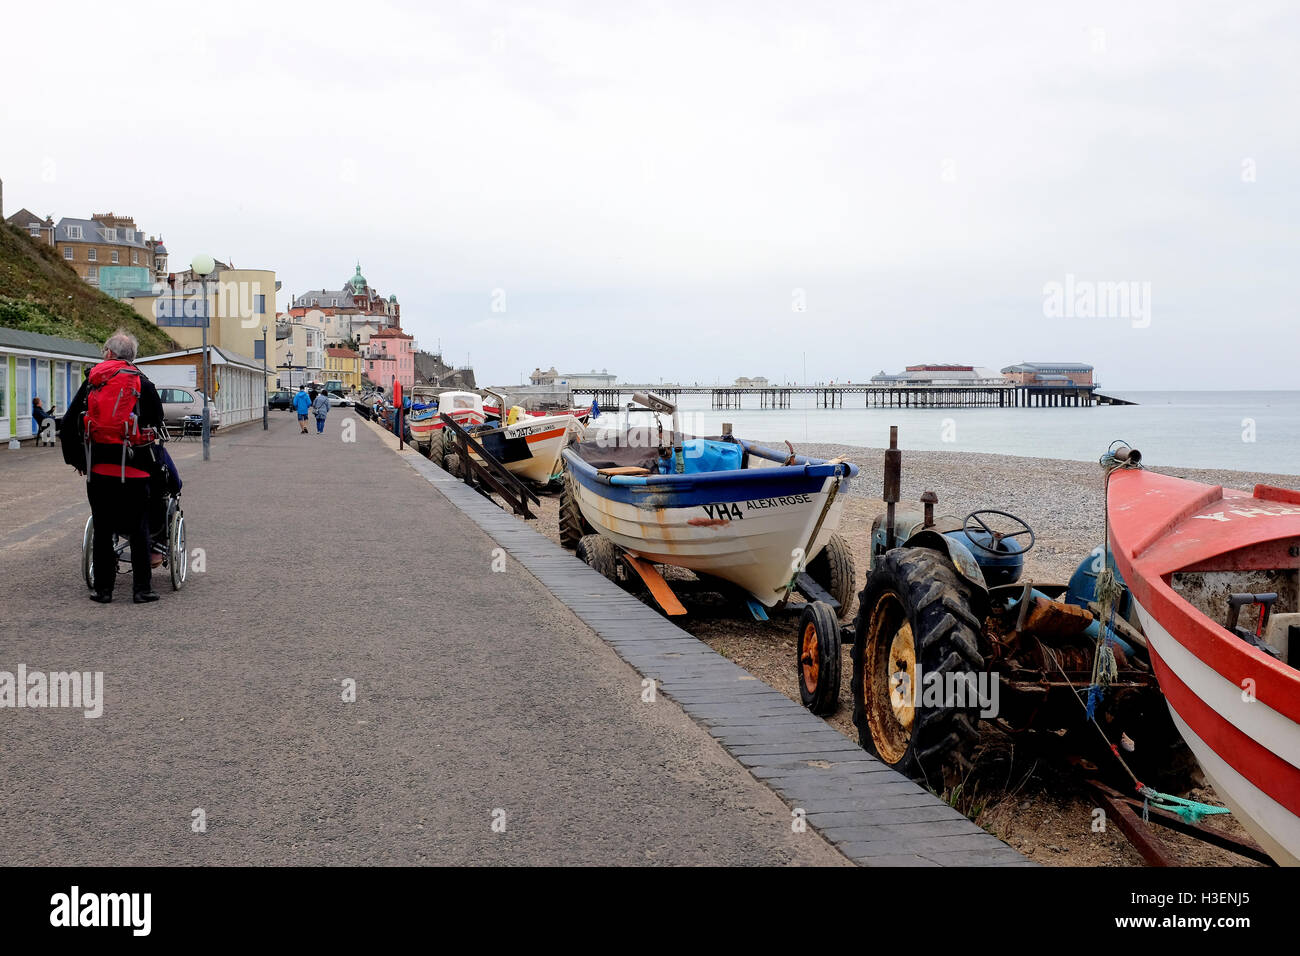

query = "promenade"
(0, 413), (844, 865)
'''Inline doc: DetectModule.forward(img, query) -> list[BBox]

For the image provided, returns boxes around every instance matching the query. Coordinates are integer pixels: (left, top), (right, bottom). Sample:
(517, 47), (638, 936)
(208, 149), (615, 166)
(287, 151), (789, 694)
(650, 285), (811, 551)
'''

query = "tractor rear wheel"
(432, 429), (453, 468)
(805, 532), (856, 621)
(851, 547), (986, 788)
(559, 471), (593, 551)
(797, 601), (842, 715)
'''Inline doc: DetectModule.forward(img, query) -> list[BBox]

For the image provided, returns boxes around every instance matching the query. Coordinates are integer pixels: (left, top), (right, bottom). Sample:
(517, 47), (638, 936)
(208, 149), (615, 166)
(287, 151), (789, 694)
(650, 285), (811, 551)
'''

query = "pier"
(570, 383), (1105, 409)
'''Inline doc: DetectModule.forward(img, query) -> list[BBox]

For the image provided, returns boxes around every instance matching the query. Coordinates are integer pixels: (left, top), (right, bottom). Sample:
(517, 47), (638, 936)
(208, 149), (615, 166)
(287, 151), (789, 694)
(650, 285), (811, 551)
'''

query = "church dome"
(347, 262), (367, 291)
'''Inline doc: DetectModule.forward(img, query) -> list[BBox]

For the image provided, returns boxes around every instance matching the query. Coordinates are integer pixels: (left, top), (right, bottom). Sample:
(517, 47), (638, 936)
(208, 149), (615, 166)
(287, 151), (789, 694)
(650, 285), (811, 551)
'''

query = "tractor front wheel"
(805, 532), (856, 621)
(851, 547), (986, 788)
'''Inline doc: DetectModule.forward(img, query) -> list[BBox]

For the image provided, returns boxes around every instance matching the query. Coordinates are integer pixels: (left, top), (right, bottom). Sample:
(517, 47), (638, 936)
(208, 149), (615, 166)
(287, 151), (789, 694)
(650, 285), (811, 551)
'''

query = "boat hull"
(1108, 468), (1300, 866)
(565, 446), (854, 606)
(1135, 600), (1300, 866)
(471, 417), (583, 483)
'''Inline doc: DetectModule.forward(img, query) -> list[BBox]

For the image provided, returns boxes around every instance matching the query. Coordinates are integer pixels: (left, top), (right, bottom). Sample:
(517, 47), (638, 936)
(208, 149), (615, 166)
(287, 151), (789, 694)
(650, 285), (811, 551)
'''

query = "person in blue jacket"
(292, 386), (312, 434)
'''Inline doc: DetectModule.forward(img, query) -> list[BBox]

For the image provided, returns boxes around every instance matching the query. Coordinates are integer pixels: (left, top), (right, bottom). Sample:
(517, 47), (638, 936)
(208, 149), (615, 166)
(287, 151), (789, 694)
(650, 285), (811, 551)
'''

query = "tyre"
(445, 451), (462, 479)
(797, 601), (842, 715)
(851, 547), (986, 788)
(576, 534), (625, 586)
(169, 507), (187, 591)
(82, 514), (95, 591)
(432, 428), (452, 468)
(805, 532), (856, 620)
(559, 470), (593, 550)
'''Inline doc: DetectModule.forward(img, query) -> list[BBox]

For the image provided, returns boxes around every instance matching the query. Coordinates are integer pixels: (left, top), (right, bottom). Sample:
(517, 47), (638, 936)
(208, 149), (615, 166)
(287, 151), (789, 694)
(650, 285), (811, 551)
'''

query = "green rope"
(1138, 786), (1231, 824)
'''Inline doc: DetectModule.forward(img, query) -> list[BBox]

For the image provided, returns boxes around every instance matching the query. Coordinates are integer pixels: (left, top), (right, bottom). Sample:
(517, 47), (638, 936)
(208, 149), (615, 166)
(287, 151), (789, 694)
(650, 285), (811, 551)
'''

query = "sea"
(655, 391), (1300, 476)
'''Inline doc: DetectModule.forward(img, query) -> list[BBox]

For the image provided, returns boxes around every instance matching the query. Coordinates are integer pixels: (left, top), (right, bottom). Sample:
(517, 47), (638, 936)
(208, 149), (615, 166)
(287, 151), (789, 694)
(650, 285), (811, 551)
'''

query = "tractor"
(797, 427), (1190, 792)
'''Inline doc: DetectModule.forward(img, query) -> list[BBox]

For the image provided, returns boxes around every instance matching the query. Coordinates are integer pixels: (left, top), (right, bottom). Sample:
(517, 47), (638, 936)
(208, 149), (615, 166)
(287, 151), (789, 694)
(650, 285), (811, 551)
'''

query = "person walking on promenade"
(292, 385), (311, 434)
(311, 388), (330, 435)
(60, 329), (165, 604)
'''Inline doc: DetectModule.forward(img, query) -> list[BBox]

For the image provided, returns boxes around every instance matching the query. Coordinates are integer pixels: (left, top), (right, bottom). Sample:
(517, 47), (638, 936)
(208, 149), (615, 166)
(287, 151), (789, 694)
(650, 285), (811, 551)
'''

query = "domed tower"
(388, 293), (400, 327)
(347, 262), (368, 302)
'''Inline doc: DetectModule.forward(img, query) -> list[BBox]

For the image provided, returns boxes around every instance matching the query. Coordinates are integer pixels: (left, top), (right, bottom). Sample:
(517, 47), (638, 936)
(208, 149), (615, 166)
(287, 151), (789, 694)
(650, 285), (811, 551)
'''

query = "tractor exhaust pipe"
(884, 426), (901, 548)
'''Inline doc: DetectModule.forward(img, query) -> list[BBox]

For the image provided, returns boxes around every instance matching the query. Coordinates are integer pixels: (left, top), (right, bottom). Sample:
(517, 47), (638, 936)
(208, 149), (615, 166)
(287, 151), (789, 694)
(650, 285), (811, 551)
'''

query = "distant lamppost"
(261, 324), (269, 430)
(191, 254), (216, 461)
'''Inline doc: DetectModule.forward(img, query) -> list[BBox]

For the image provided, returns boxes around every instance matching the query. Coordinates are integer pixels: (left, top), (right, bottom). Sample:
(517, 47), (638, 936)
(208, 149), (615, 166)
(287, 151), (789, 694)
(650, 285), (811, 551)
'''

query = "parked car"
(159, 386), (221, 431)
(325, 393), (353, 407)
(268, 390), (293, 410)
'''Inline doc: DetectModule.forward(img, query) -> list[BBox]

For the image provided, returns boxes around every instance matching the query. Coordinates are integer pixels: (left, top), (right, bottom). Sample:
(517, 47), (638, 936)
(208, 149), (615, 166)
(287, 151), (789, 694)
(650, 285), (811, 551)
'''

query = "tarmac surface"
(0, 412), (847, 865)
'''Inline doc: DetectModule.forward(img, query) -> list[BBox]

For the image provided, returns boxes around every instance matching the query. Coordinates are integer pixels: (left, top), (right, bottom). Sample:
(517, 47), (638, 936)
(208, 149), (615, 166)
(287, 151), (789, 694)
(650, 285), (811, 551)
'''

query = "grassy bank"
(0, 223), (175, 354)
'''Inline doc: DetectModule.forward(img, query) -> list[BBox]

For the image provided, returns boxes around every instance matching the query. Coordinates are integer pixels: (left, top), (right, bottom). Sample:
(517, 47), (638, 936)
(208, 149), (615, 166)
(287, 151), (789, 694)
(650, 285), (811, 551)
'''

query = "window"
(28, 222), (40, 237)
(87, 248), (97, 262)
(132, 251), (138, 264)
(15, 362), (30, 435)
(254, 339), (265, 360)
(36, 360), (52, 407)
(0, 363), (6, 418)
(63, 247), (74, 260)
(111, 250), (120, 264)
(124, 229), (134, 242)
(103, 228), (117, 241)
(254, 294), (265, 314)
(87, 265), (98, 277)
(66, 225), (83, 240)
(160, 388), (195, 404)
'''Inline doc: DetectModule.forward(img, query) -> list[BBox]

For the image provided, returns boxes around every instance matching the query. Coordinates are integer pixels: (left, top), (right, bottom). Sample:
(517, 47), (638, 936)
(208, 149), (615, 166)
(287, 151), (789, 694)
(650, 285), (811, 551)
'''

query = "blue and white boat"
(561, 395), (858, 608)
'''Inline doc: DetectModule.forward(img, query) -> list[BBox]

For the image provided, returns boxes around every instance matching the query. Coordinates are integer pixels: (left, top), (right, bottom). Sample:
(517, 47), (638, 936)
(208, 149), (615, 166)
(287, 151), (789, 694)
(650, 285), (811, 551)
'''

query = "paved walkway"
(0, 414), (845, 865)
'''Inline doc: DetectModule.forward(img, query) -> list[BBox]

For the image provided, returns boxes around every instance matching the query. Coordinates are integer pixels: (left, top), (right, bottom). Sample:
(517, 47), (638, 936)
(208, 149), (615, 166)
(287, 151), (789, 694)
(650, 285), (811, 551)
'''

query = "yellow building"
(324, 347), (362, 391)
(126, 262), (278, 389)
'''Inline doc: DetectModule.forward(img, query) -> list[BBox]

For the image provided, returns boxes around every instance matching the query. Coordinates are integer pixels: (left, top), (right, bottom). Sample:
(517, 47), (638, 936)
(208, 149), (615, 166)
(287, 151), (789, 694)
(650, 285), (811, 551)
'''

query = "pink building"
(365, 327), (415, 393)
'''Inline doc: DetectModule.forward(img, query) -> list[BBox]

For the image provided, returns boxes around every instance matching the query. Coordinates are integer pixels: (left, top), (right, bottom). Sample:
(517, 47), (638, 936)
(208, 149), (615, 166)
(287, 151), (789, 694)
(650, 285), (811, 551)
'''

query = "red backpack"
(84, 360), (147, 445)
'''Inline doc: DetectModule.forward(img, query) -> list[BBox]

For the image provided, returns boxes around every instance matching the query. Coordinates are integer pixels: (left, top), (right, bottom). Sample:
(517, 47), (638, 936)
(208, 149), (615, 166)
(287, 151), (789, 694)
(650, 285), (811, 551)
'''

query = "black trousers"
(87, 475), (152, 594)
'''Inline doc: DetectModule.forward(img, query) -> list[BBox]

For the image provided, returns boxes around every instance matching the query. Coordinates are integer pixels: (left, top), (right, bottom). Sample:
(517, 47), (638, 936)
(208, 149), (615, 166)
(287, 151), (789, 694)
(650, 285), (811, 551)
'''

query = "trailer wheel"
(805, 532), (856, 620)
(851, 547), (986, 788)
(797, 601), (842, 715)
(576, 534), (625, 587)
(559, 471), (593, 551)
(445, 451), (462, 479)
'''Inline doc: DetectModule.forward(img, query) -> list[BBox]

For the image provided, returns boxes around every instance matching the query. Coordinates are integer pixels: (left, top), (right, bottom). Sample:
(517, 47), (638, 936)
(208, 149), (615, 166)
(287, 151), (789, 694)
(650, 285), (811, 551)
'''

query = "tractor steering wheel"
(962, 510), (1036, 556)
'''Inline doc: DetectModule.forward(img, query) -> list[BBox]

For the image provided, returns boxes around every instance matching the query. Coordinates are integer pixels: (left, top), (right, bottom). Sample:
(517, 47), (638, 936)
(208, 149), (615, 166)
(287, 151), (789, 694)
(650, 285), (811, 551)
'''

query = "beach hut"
(0, 328), (103, 443)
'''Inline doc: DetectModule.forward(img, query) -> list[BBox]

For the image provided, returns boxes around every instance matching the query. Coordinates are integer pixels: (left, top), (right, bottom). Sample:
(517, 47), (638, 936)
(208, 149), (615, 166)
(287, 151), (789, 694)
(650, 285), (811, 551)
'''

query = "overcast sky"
(4, 1), (1297, 389)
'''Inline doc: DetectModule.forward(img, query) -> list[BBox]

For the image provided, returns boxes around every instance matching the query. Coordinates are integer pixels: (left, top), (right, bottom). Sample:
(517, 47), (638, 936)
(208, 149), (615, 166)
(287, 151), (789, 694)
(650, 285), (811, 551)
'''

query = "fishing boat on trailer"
(561, 393), (858, 610)
(468, 409), (587, 484)
(1107, 461), (1300, 866)
(407, 400), (439, 447)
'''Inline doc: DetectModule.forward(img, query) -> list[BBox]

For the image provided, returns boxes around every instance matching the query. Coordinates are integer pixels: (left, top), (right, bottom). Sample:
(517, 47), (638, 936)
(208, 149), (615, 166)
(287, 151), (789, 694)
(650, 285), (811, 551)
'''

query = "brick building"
(48, 212), (168, 297)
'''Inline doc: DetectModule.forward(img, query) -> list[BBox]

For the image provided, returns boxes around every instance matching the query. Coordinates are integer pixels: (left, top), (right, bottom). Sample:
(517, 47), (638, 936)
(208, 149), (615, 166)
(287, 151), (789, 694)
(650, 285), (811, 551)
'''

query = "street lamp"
(191, 254), (216, 461)
(261, 324), (269, 430)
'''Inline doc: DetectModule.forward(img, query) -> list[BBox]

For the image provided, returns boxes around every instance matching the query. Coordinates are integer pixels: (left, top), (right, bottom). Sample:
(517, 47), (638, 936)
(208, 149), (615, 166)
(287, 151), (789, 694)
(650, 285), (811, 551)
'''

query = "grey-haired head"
(103, 329), (139, 362)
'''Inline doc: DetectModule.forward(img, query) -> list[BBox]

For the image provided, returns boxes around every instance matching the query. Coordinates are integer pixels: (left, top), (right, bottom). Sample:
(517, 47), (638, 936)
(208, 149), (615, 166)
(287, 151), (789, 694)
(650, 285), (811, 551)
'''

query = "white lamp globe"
(191, 254), (216, 276)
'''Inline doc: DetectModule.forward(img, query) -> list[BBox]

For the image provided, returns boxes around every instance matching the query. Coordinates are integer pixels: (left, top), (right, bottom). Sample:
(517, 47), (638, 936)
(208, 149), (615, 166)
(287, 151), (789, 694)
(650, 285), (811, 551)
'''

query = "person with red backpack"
(61, 329), (166, 604)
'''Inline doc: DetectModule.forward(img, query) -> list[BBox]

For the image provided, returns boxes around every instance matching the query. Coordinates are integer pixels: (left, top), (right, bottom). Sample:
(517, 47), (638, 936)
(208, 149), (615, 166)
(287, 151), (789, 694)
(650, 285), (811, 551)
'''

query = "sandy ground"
(501, 441), (1296, 866)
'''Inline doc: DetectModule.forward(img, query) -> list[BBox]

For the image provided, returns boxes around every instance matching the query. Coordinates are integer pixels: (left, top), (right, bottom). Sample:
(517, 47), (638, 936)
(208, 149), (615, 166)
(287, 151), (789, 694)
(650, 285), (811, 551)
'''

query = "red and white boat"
(1108, 466), (1300, 866)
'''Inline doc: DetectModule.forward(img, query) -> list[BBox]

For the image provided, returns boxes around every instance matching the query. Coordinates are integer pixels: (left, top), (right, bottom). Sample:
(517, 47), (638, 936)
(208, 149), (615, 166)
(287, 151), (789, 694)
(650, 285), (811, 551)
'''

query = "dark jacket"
(61, 361), (165, 477)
